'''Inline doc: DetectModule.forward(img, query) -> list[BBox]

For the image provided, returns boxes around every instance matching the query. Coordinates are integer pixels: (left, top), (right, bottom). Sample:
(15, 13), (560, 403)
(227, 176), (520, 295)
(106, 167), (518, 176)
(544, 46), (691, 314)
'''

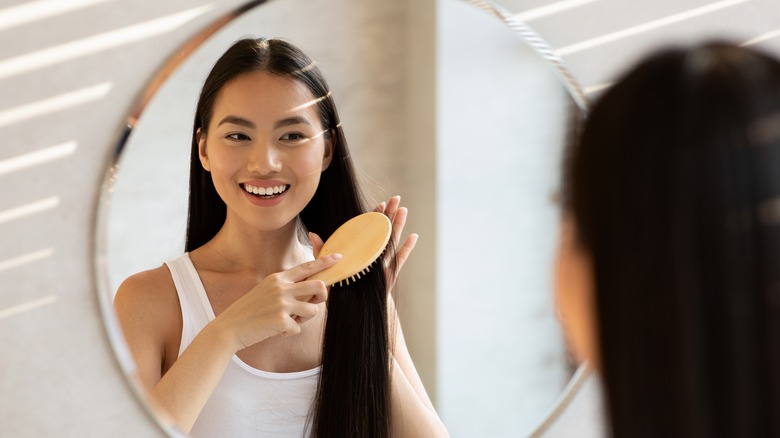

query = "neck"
(200, 216), (311, 276)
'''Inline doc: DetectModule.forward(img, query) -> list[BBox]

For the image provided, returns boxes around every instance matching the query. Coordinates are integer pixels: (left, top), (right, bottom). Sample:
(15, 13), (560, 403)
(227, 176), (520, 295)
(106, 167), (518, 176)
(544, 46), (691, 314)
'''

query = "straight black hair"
(186, 37), (392, 437)
(565, 42), (780, 437)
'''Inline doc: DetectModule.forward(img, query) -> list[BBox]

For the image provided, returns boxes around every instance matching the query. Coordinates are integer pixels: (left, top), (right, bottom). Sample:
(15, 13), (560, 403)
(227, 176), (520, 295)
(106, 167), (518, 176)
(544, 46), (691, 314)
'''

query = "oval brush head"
(308, 212), (392, 287)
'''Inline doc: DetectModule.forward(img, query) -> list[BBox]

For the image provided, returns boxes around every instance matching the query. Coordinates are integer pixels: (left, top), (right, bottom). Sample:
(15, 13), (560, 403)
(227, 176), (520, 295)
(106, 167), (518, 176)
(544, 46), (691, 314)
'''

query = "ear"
(321, 130), (335, 171)
(197, 128), (210, 172)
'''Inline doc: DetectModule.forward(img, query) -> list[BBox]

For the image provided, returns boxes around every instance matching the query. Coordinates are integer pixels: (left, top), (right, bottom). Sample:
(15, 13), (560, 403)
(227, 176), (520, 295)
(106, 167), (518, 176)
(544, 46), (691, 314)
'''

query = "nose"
(247, 142), (282, 175)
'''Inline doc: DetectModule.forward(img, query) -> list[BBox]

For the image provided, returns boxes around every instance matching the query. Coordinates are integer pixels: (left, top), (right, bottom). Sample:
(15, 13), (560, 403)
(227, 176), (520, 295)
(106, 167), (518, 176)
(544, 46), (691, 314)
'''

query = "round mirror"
(95, 0), (588, 436)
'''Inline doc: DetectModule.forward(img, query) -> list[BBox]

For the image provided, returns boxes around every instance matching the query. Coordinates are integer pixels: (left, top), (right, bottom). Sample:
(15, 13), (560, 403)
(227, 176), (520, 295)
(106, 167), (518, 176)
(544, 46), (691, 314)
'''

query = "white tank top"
(165, 253), (319, 438)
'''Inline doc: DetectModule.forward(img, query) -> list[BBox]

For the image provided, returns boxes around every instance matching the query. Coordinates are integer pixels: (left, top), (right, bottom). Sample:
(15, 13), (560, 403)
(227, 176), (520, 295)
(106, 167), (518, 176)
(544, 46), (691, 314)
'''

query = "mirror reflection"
(100, 0), (584, 436)
(115, 35), (446, 437)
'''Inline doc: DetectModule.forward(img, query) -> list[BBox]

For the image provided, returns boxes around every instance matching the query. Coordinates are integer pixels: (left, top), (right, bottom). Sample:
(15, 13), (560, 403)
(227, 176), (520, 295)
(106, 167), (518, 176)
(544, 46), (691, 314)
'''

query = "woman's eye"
(280, 132), (305, 141)
(226, 133), (250, 141)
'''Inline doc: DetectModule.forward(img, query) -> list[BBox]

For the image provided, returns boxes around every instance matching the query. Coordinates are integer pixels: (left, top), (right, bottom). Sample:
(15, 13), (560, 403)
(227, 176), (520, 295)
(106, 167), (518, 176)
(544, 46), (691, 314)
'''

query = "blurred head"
(557, 42), (780, 437)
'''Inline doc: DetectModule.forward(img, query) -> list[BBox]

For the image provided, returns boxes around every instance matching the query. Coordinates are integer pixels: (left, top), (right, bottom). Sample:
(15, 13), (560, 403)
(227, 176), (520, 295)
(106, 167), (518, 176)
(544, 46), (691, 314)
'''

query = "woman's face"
(554, 216), (600, 370)
(198, 71), (333, 233)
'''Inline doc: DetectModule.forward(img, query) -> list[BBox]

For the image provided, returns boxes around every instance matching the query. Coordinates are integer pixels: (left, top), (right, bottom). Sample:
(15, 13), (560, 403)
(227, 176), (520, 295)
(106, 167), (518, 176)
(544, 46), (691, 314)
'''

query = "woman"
(556, 42), (780, 437)
(115, 37), (447, 437)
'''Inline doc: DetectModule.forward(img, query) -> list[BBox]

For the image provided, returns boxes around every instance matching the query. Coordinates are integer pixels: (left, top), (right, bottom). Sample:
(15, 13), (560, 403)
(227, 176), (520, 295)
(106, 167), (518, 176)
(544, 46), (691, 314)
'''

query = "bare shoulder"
(114, 264), (179, 322)
(114, 264), (182, 385)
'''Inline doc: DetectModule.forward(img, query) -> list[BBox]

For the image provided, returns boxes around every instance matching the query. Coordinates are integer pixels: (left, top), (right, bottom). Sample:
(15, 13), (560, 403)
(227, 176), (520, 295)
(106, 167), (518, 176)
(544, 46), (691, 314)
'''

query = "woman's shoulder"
(114, 263), (181, 332)
(116, 263), (177, 300)
(114, 262), (184, 383)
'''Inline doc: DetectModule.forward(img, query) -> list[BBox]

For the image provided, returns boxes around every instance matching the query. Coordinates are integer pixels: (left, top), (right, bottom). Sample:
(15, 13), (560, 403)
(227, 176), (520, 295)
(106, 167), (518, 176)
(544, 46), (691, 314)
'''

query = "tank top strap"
(164, 253), (216, 357)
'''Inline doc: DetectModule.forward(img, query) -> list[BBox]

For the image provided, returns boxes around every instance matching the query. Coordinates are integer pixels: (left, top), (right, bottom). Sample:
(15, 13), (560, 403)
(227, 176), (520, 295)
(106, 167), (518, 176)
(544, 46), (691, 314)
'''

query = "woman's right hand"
(210, 253), (341, 352)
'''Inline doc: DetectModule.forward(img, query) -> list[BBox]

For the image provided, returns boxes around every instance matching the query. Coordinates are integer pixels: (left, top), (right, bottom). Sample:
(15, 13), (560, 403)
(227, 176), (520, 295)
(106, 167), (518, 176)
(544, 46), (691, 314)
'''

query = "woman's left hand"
(374, 195), (418, 292)
(309, 196), (417, 293)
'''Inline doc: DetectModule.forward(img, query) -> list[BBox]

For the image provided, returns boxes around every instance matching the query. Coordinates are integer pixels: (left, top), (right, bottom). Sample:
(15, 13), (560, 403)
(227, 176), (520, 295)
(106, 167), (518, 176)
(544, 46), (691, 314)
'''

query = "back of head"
(565, 42), (780, 437)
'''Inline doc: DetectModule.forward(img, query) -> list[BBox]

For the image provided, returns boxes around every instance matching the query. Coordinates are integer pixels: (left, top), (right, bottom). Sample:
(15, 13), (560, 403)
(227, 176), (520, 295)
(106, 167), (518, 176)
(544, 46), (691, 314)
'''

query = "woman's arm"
(374, 196), (448, 436)
(114, 256), (338, 433)
(114, 268), (235, 433)
(388, 296), (449, 437)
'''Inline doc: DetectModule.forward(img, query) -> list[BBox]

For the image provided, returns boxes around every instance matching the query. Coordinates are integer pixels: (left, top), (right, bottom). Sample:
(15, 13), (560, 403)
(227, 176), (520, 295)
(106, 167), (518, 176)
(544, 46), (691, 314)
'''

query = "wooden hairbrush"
(308, 212), (392, 287)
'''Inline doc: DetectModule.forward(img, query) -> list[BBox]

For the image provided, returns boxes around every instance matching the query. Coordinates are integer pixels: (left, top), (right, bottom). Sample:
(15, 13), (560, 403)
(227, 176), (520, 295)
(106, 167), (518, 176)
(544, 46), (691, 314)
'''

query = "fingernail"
(330, 253), (343, 260)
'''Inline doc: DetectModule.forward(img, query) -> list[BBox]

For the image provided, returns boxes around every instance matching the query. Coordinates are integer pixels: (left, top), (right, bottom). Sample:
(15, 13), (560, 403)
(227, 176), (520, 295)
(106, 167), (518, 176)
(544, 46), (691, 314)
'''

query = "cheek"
(293, 147), (329, 178)
(554, 242), (597, 364)
(208, 148), (241, 175)
(554, 249), (576, 328)
(204, 150), (243, 199)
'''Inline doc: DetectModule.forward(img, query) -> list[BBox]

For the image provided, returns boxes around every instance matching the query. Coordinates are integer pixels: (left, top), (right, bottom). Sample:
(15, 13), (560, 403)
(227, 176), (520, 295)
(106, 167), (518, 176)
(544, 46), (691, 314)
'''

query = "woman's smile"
(240, 180), (290, 207)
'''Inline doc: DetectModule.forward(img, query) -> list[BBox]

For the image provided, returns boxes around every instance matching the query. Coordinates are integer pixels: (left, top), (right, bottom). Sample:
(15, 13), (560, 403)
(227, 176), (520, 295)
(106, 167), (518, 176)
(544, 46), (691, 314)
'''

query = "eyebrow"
(216, 115), (312, 130)
(217, 115), (255, 129)
(274, 116), (312, 129)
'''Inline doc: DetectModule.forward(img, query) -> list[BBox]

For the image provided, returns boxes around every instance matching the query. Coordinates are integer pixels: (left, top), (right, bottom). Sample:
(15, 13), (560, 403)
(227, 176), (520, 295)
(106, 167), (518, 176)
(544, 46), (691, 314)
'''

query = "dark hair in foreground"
(564, 42), (780, 437)
(186, 38), (392, 437)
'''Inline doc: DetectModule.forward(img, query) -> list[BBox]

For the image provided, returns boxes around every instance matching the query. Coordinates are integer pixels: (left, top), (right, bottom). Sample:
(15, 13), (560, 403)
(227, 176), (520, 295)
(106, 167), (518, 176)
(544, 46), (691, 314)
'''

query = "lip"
(240, 180), (289, 207)
(241, 179), (289, 188)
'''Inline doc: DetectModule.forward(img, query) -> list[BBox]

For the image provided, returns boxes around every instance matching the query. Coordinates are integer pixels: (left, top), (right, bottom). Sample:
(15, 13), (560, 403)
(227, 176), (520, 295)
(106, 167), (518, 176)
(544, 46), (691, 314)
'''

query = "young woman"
(114, 38), (447, 438)
(555, 41), (780, 437)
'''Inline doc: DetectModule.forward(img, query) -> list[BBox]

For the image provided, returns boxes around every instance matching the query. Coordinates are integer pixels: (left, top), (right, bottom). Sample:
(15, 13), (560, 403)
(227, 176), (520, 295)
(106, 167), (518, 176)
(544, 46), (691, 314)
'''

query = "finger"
(391, 207), (408, 247)
(289, 301), (321, 321)
(307, 287), (328, 305)
(283, 254), (342, 282)
(384, 233), (417, 290)
(276, 318), (301, 337)
(394, 233), (418, 274)
(296, 284), (331, 305)
(297, 303), (322, 325)
(385, 195), (401, 222)
(381, 205), (408, 269)
(309, 232), (325, 258)
(374, 201), (387, 214)
(291, 280), (328, 303)
(280, 324), (301, 337)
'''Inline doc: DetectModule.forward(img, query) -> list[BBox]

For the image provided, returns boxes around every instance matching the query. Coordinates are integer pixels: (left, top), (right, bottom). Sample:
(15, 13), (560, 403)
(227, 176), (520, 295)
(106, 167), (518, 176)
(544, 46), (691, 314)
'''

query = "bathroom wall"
(2, 0), (779, 436)
(0, 2), (246, 435)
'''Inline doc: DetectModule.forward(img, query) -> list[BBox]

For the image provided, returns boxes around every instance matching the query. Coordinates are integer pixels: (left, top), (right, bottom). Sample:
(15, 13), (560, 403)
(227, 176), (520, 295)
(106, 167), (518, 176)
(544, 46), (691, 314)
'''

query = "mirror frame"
(457, 2), (593, 435)
(93, 0), (591, 436)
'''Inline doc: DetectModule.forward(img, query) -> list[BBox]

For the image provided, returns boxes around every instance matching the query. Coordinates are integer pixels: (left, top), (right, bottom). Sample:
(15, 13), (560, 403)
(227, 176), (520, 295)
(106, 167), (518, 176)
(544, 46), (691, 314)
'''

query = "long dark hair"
(186, 38), (391, 437)
(564, 42), (780, 437)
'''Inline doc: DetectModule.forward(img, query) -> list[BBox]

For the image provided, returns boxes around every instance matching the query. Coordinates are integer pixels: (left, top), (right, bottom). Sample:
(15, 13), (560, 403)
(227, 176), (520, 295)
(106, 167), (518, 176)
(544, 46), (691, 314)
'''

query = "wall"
(3, 0), (780, 437)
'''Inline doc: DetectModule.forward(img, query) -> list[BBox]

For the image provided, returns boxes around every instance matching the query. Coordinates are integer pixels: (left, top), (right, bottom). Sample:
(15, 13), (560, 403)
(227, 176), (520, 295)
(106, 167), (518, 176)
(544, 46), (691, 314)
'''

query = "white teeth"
(243, 183), (288, 196)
